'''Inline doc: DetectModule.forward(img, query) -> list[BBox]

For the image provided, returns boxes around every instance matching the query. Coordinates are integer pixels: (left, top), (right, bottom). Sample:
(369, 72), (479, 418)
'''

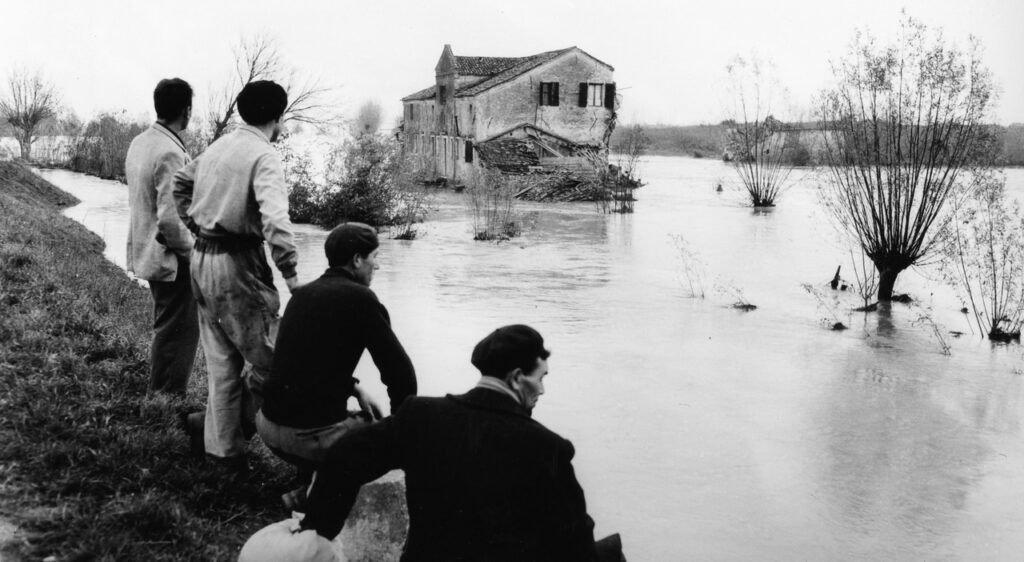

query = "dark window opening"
(540, 82), (559, 106)
(465, 140), (474, 163)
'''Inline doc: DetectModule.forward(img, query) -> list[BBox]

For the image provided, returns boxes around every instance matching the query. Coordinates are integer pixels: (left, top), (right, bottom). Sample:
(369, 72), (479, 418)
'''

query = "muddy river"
(41, 159), (1024, 560)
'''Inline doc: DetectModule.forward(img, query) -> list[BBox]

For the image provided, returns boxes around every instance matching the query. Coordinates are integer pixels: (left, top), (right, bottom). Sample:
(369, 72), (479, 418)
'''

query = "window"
(439, 85), (447, 104)
(465, 140), (473, 163)
(539, 82), (559, 106)
(578, 83), (616, 108)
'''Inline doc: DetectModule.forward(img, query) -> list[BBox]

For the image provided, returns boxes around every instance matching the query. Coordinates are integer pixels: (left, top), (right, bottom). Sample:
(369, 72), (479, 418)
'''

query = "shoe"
(206, 454), (250, 477)
(178, 411), (205, 458)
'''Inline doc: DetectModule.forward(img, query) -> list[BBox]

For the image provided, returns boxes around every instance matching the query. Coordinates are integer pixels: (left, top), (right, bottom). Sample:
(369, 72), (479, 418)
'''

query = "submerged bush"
(279, 134), (430, 231)
(941, 170), (1024, 342)
(465, 167), (524, 241)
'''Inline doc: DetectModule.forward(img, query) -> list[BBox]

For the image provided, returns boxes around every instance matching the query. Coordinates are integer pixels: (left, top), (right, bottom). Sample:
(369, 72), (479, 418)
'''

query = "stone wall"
(472, 52), (613, 144)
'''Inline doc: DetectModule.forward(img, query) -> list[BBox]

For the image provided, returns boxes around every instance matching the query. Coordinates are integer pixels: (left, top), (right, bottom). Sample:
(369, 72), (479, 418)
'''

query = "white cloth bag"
(238, 518), (346, 562)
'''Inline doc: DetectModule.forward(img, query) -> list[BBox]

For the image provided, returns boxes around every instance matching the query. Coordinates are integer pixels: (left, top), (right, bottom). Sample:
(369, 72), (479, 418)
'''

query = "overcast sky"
(2, 0), (1023, 127)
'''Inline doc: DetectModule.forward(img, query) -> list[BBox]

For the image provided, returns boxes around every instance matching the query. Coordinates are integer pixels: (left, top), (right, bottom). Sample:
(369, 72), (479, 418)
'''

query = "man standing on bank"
(258, 222), (417, 506)
(125, 78), (199, 395)
(299, 325), (625, 561)
(173, 80), (299, 470)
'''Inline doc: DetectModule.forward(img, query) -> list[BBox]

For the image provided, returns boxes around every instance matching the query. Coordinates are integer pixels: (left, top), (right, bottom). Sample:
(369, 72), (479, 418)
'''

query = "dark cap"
(471, 324), (550, 378)
(237, 80), (288, 126)
(325, 222), (379, 267)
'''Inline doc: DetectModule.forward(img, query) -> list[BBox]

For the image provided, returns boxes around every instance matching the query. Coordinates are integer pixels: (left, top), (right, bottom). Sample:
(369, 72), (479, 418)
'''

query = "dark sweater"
(301, 388), (599, 561)
(261, 267), (417, 428)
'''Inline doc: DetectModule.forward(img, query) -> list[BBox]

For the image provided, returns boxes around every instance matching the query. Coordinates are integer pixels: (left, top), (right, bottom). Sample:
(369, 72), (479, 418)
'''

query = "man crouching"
(299, 325), (625, 561)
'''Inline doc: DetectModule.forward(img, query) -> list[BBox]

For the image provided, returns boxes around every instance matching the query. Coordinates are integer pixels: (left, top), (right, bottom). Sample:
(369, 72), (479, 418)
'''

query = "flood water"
(40, 158), (1024, 561)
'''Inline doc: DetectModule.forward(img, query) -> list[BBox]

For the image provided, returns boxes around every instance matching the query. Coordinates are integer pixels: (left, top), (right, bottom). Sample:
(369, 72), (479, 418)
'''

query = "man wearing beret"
(258, 222), (417, 507)
(298, 325), (625, 561)
(173, 80), (299, 470)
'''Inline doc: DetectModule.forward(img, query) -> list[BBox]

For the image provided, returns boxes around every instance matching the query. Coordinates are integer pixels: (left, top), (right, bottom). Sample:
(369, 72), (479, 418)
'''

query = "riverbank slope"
(0, 160), (299, 560)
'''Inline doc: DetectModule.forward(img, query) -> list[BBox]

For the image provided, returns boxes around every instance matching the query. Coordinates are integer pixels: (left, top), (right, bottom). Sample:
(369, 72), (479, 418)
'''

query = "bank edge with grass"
(0, 160), (407, 561)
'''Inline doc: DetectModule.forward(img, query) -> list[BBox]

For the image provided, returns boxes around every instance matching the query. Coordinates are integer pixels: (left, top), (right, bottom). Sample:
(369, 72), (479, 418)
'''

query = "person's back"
(393, 390), (593, 561)
(299, 325), (626, 562)
(262, 267), (414, 428)
(185, 125), (285, 241)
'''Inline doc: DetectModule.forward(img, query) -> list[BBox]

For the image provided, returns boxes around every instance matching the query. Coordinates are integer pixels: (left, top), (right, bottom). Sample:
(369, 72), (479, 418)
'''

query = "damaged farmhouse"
(400, 44), (632, 205)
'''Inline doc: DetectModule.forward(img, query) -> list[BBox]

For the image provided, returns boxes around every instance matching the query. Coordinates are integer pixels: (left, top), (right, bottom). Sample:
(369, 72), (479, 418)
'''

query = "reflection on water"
(40, 161), (1024, 560)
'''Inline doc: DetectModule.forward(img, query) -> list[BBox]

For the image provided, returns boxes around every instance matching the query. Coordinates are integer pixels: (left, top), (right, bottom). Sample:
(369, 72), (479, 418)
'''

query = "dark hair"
(153, 78), (193, 121)
(325, 222), (379, 267)
(236, 80), (288, 126)
(471, 325), (551, 378)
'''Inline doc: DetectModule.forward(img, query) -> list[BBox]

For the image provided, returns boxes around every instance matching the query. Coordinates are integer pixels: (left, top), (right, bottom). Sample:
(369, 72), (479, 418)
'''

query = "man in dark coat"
(300, 325), (624, 561)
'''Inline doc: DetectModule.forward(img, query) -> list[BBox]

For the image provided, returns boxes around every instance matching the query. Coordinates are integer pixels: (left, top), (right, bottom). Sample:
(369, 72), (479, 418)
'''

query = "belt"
(193, 233), (263, 254)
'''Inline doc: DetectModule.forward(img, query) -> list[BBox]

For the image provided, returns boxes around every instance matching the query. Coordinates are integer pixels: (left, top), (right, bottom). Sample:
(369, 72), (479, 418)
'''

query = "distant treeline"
(612, 122), (1024, 167)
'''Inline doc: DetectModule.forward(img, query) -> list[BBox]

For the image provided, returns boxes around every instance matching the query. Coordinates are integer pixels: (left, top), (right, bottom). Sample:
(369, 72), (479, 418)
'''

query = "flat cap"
(471, 324), (549, 377)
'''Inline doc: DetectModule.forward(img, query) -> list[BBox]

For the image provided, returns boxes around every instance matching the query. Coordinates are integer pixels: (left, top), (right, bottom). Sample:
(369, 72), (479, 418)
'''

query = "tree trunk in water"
(19, 132), (31, 160)
(877, 268), (899, 301)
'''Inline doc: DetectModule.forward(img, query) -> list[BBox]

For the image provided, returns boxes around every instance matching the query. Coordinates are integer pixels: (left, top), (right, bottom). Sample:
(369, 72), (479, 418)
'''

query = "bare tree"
(0, 68), (60, 160)
(351, 100), (383, 137)
(723, 54), (794, 207)
(207, 33), (337, 143)
(818, 13), (995, 301)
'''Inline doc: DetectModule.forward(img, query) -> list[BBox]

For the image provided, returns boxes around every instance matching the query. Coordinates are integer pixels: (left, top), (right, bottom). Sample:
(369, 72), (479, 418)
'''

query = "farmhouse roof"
(401, 84), (437, 102)
(401, 46), (614, 102)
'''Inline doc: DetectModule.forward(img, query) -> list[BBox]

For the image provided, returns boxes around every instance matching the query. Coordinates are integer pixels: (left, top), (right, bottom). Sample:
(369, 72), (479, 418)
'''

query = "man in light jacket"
(173, 80), (299, 471)
(125, 78), (198, 395)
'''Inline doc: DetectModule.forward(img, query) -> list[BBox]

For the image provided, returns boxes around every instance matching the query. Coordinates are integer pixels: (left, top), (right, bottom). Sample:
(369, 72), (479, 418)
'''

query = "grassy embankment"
(0, 160), (294, 561)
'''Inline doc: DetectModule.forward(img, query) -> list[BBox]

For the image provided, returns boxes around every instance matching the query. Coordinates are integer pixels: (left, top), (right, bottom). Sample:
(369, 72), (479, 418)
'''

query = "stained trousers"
(148, 255), (200, 394)
(191, 243), (280, 459)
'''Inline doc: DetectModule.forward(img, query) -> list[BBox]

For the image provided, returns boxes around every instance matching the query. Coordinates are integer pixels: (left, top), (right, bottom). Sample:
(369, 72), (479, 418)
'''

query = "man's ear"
(351, 253), (364, 269)
(504, 368), (524, 388)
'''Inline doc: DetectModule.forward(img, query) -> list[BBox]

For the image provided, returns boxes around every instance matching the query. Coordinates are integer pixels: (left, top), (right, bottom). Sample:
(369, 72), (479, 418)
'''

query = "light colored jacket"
(172, 125), (298, 279)
(125, 123), (193, 281)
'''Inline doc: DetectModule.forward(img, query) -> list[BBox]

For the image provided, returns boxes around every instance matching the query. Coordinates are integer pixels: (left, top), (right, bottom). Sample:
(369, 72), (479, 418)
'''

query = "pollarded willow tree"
(724, 54), (794, 207)
(0, 68), (60, 160)
(819, 13), (995, 301)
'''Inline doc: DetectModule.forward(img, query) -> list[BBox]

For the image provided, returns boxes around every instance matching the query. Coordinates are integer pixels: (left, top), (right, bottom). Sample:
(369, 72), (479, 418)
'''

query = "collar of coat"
(322, 266), (363, 284)
(237, 123), (272, 144)
(447, 386), (533, 419)
(153, 122), (186, 153)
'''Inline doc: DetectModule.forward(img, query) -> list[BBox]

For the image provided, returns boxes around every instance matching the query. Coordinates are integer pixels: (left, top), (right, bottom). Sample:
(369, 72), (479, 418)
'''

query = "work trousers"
(257, 411), (367, 467)
(148, 255), (200, 394)
(191, 243), (280, 459)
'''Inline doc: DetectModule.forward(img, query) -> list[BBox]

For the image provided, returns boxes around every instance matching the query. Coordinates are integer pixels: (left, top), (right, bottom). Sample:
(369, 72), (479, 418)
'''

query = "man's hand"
(285, 275), (302, 292)
(352, 384), (383, 421)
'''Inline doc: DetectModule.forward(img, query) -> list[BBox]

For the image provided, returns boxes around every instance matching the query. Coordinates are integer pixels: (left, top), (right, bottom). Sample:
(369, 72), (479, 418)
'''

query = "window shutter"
(553, 82), (560, 106)
(605, 83), (616, 110)
(579, 83), (588, 107)
(539, 83), (545, 105)
(465, 140), (473, 163)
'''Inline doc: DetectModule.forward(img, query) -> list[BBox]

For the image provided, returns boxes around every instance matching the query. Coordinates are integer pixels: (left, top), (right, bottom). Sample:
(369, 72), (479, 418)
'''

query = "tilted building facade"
(401, 44), (616, 184)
